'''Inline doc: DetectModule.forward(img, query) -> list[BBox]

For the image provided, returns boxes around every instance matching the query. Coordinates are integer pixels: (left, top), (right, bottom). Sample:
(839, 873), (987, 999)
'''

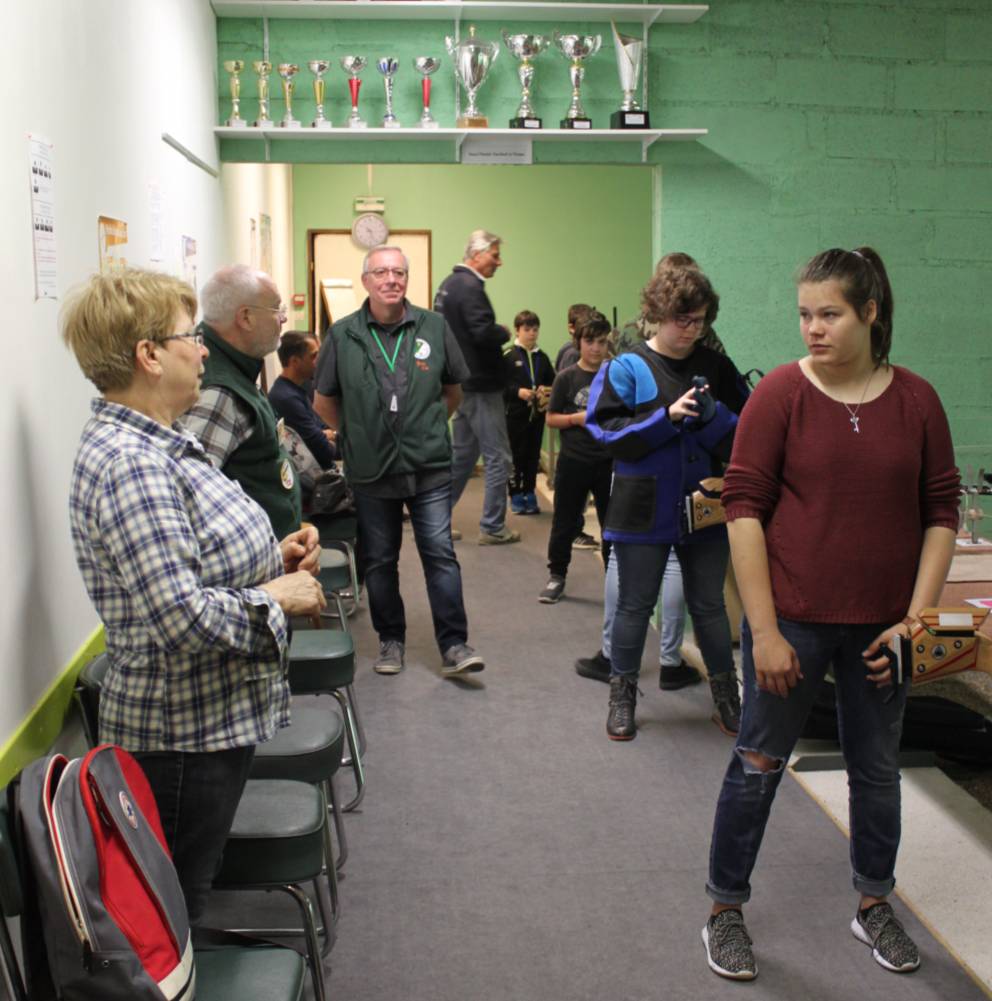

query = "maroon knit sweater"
(723, 362), (960, 624)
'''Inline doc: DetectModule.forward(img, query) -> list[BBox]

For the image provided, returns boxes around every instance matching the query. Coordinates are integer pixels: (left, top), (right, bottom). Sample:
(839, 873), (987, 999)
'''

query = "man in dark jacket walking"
(314, 246), (485, 679)
(434, 230), (520, 545)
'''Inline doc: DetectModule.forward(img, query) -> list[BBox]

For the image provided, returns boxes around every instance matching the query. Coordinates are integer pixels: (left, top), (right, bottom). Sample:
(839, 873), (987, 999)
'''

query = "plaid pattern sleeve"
(70, 400), (291, 752)
(182, 386), (254, 468)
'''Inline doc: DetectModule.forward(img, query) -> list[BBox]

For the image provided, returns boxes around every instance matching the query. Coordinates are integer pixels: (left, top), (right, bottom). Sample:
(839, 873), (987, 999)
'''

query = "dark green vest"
(199, 324), (301, 539)
(332, 305), (452, 484)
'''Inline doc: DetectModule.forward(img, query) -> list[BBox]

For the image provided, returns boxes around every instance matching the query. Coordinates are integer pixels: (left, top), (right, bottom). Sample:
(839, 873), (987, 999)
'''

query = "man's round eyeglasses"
(673, 314), (707, 331)
(367, 267), (408, 280)
(161, 331), (205, 347)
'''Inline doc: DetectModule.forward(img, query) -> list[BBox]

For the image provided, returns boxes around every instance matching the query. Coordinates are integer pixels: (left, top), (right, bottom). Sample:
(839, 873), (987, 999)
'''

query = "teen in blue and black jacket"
(586, 263), (750, 741)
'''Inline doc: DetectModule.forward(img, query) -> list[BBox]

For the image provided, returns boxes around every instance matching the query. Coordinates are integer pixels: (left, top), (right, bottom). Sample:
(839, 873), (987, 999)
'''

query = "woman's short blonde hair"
(61, 269), (197, 392)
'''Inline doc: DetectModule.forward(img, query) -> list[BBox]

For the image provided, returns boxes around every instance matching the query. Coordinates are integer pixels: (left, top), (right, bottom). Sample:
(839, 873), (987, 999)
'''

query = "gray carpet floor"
(215, 477), (989, 1001)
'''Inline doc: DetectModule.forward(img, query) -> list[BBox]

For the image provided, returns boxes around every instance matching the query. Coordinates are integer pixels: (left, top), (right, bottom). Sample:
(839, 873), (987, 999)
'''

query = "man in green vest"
(314, 247), (485, 679)
(184, 265), (302, 541)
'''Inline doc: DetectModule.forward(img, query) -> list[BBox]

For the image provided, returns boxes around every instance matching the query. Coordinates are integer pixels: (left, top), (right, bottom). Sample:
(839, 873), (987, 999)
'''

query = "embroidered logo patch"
(119, 791), (139, 830)
(414, 338), (431, 361)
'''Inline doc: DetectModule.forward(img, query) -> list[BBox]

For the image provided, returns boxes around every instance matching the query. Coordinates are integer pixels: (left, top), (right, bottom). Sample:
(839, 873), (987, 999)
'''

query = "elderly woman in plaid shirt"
(62, 268), (325, 924)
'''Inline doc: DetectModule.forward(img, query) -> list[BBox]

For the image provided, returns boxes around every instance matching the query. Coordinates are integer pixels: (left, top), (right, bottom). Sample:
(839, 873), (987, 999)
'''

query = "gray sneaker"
(441, 643), (485, 677)
(851, 903), (920, 973)
(478, 526), (521, 545)
(702, 909), (757, 980)
(373, 639), (405, 675)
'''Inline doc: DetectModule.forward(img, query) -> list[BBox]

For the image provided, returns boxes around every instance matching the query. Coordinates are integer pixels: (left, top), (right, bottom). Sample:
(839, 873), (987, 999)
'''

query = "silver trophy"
(445, 25), (498, 128)
(223, 60), (246, 127)
(553, 30), (601, 129)
(502, 33), (549, 129)
(340, 56), (368, 129)
(414, 56), (441, 129)
(376, 57), (401, 128)
(253, 60), (274, 127)
(610, 23), (649, 129)
(278, 63), (301, 128)
(308, 59), (332, 128)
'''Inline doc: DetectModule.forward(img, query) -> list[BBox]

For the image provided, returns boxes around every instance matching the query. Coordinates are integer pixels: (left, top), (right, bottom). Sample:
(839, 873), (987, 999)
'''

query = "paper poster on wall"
(149, 182), (165, 263)
(97, 215), (128, 273)
(28, 134), (57, 300)
(249, 217), (258, 268)
(259, 213), (273, 275)
(182, 236), (197, 293)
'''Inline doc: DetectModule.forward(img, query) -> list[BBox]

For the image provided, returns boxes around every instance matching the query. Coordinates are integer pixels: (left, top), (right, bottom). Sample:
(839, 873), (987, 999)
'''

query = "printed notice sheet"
(28, 135), (57, 300)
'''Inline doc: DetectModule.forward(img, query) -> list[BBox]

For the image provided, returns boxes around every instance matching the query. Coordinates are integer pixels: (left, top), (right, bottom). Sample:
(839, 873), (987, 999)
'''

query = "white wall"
(0, 0), (225, 745)
(220, 163), (299, 385)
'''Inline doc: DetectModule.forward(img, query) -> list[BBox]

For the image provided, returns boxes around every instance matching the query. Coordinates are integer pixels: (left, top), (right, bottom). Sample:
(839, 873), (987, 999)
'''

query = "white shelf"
(211, 1), (708, 26)
(216, 124), (706, 161)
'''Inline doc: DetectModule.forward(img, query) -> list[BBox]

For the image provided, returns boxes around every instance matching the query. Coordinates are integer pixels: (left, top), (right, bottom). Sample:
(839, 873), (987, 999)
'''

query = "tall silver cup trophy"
(223, 60), (246, 127)
(610, 23), (649, 128)
(377, 57), (402, 128)
(309, 59), (332, 128)
(445, 25), (498, 128)
(553, 31), (601, 129)
(502, 33), (549, 129)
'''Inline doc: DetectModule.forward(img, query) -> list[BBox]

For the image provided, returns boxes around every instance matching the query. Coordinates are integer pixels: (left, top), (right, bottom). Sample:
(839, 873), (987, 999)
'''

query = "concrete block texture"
(828, 7), (945, 60)
(775, 58), (888, 109)
(946, 118), (992, 164)
(826, 112), (936, 162)
(895, 64), (990, 112)
(946, 13), (992, 62)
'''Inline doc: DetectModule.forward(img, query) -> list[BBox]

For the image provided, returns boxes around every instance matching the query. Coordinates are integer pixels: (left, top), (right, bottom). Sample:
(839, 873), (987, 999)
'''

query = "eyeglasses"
(367, 267), (408, 281)
(161, 331), (205, 347)
(247, 303), (288, 320)
(673, 314), (707, 331)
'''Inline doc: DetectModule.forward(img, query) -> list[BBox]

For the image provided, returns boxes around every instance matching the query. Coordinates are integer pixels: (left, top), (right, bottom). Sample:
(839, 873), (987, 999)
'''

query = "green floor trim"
(0, 626), (105, 787)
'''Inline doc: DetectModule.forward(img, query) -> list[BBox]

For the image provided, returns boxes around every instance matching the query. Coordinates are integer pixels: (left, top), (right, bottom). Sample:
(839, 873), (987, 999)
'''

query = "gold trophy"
(253, 60), (274, 127)
(223, 60), (246, 127)
(278, 63), (302, 128)
(308, 60), (332, 128)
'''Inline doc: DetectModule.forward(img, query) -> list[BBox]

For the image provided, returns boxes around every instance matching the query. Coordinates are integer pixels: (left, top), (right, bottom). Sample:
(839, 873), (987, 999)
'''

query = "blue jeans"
(134, 745), (255, 925)
(450, 390), (513, 534)
(706, 618), (910, 905)
(610, 537), (733, 679)
(354, 479), (468, 653)
(602, 547), (685, 666)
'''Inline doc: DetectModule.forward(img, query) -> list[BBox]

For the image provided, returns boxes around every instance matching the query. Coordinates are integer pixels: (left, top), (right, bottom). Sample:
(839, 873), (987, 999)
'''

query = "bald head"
(201, 264), (286, 358)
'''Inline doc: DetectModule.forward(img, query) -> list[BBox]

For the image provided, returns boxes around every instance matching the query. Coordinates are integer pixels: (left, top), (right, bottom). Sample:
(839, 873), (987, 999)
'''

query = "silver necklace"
(841, 368), (876, 434)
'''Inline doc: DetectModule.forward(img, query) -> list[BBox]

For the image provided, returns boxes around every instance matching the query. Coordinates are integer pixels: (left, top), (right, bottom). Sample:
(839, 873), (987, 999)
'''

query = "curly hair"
(640, 266), (719, 326)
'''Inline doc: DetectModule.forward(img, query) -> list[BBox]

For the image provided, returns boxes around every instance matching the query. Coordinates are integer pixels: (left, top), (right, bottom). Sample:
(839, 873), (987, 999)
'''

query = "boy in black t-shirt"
(504, 310), (555, 515)
(539, 311), (613, 604)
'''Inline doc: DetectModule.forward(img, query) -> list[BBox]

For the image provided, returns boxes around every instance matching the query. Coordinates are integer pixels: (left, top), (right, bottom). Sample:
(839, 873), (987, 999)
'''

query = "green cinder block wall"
(645, 0), (992, 456)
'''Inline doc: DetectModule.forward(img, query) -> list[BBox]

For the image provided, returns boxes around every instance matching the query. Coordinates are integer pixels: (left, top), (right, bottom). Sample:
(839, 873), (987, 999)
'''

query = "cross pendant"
(850, 414), (860, 433)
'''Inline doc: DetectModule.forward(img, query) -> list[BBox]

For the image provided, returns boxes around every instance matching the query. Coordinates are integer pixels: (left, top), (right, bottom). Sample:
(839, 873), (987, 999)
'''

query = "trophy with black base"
(610, 22), (650, 129)
(503, 32), (548, 129)
(553, 31), (601, 130)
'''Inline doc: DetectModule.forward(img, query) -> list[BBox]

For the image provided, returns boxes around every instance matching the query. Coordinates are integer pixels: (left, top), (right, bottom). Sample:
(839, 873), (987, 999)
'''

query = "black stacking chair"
(73, 657), (333, 1001)
(0, 796), (306, 1001)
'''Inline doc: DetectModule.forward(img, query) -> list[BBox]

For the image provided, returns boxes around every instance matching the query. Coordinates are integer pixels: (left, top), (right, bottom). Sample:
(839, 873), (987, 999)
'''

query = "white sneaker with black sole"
(851, 903), (920, 973)
(702, 910), (757, 980)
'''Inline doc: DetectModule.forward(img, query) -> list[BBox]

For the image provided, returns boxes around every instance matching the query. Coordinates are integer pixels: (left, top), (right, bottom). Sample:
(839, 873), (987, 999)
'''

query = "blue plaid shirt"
(69, 399), (291, 752)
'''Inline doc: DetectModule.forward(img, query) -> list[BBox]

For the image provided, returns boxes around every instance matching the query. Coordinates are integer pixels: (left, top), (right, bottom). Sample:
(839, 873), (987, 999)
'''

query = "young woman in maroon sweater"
(701, 248), (960, 981)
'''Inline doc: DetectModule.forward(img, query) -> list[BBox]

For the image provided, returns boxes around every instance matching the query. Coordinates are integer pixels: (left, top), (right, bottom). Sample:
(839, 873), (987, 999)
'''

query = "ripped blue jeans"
(706, 617), (909, 905)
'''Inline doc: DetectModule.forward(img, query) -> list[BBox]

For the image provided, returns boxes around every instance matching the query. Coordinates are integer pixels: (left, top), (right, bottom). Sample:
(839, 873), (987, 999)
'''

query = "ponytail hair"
(797, 247), (894, 365)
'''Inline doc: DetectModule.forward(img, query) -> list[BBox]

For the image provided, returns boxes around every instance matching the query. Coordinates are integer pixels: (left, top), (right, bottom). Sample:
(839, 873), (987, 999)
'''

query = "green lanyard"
(369, 326), (405, 373)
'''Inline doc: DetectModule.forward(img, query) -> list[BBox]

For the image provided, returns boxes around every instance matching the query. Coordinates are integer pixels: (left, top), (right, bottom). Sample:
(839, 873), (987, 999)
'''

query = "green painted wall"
(645, 1), (992, 459)
(292, 163), (654, 360)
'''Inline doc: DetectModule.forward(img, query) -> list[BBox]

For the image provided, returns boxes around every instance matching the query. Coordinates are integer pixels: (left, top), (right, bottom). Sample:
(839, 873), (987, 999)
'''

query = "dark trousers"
(547, 453), (612, 577)
(134, 745), (255, 925)
(506, 409), (545, 496)
(354, 479), (468, 653)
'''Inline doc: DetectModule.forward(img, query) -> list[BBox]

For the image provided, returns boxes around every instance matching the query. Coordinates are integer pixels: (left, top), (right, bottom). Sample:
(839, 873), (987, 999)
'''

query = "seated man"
(269, 331), (338, 470)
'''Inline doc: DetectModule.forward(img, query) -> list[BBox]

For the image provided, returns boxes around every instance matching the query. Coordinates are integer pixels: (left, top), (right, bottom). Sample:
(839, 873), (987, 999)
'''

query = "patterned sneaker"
(478, 526), (522, 545)
(851, 903), (920, 973)
(572, 531), (599, 550)
(441, 643), (485, 677)
(538, 576), (566, 604)
(373, 639), (405, 675)
(702, 909), (757, 980)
